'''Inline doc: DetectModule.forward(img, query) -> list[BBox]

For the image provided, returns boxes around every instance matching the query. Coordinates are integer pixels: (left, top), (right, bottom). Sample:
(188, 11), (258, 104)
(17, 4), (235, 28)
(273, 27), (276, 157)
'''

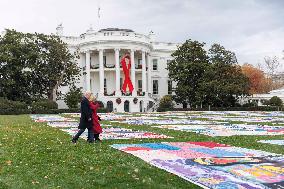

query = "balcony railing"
(135, 65), (148, 70)
(91, 65), (99, 69)
(137, 91), (145, 96)
(104, 91), (115, 96)
(104, 63), (115, 68)
(121, 90), (132, 96)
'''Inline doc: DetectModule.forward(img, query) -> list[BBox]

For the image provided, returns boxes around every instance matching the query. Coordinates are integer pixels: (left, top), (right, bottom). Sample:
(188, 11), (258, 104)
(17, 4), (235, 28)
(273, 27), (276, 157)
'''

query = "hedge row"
(0, 108), (108, 115)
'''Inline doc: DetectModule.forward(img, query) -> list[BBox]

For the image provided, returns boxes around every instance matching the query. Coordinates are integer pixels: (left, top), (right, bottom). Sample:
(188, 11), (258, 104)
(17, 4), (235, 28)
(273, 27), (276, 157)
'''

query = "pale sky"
(0, 0), (283, 71)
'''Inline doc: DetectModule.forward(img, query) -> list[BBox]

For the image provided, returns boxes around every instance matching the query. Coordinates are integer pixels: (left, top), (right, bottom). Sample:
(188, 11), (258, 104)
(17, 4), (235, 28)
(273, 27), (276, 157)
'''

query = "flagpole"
(97, 0), (101, 29)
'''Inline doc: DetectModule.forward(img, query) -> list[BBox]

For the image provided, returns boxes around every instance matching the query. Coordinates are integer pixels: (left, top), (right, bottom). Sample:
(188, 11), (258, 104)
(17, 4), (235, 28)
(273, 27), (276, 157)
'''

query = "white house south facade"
(56, 26), (179, 112)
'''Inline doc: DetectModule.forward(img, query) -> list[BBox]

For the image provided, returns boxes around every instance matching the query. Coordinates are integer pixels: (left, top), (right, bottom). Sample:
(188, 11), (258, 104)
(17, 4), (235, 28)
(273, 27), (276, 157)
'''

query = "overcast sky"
(0, 0), (283, 71)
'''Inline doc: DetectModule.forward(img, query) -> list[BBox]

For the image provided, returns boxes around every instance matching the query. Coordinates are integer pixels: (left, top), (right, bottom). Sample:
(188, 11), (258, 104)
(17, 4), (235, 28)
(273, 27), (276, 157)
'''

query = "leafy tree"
(0, 30), (39, 102)
(28, 33), (80, 101)
(167, 39), (209, 106)
(204, 44), (249, 107)
(269, 96), (283, 107)
(0, 29), (80, 102)
(242, 63), (271, 94)
(167, 41), (249, 107)
(64, 85), (83, 108)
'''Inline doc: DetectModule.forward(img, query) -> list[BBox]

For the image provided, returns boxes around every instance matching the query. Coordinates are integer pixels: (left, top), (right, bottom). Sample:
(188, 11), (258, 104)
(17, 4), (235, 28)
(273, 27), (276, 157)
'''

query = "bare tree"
(264, 56), (280, 76)
(256, 61), (263, 71)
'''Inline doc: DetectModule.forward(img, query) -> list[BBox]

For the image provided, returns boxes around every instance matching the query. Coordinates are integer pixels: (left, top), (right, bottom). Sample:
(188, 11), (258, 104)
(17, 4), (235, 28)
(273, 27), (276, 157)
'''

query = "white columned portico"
(85, 51), (91, 91)
(147, 53), (152, 94)
(99, 49), (104, 95)
(131, 49), (136, 96)
(142, 50), (146, 93)
(115, 48), (121, 96)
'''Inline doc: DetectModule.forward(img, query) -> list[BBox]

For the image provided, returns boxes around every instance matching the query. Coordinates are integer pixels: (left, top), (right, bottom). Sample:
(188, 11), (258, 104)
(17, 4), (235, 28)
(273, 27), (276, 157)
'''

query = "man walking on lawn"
(72, 91), (94, 143)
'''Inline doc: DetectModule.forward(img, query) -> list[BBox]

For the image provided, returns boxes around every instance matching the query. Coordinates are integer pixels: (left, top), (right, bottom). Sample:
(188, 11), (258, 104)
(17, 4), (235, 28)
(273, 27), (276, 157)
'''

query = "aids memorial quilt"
(30, 114), (76, 122)
(61, 127), (173, 140)
(258, 140), (284, 146)
(153, 124), (284, 137)
(111, 141), (284, 189)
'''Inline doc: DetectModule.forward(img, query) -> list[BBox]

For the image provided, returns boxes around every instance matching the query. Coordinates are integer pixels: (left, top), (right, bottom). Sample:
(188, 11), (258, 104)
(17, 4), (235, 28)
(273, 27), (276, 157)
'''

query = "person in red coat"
(89, 95), (102, 142)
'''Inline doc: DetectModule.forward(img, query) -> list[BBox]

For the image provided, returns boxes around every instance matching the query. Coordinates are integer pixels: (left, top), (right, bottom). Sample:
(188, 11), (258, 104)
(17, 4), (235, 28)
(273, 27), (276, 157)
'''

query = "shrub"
(64, 86), (83, 108)
(262, 99), (270, 106)
(0, 97), (28, 109)
(157, 95), (174, 112)
(269, 96), (283, 107)
(31, 99), (58, 111)
(0, 109), (31, 115)
(242, 101), (257, 107)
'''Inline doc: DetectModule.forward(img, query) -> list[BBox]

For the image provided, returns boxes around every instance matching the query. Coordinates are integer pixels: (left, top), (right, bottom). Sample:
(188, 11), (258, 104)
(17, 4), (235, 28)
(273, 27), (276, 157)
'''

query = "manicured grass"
(0, 114), (284, 189)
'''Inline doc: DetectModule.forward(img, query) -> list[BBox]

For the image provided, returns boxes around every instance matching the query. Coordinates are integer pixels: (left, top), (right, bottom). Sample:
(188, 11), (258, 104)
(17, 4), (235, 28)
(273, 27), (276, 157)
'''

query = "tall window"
(103, 56), (107, 65)
(120, 78), (123, 89)
(138, 59), (142, 65)
(138, 80), (142, 92)
(153, 80), (159, 94)
(168, 80), (172, 95)
(104, 78), (107, 93)
(153, 59), (158, 70)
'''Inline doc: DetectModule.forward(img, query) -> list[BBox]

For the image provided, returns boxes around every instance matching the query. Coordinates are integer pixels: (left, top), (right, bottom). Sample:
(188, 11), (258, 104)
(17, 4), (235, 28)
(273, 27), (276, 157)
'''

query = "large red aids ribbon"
(121, 55), (134, 93)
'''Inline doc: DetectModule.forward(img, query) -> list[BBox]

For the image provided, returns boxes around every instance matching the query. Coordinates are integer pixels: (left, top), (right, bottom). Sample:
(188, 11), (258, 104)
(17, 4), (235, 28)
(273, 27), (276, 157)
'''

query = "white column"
(142, 50), (146, 93)
(147, 53), (152, 94)
(131, 49), (136, 96)
(86, 51), (91, 91)
(80, 53), (85, 90)
(99, 49), (104, 95)
(115, 48), (121, 96)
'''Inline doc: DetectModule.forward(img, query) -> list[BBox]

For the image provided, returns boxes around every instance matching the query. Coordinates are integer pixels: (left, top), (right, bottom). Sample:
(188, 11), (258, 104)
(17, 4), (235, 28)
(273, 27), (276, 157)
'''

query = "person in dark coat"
(72, 91), (94, 143)
(89, 95), (102, 142)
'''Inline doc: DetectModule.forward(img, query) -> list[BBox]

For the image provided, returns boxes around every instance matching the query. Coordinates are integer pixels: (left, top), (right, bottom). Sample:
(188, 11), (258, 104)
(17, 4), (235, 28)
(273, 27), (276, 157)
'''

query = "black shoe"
(71, 139), (77, 144)
(95, 138), (102, 143)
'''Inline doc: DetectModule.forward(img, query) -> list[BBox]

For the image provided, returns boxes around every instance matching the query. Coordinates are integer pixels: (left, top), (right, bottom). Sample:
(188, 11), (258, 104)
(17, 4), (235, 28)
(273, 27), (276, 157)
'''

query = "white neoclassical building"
(56, 25), (179, 112)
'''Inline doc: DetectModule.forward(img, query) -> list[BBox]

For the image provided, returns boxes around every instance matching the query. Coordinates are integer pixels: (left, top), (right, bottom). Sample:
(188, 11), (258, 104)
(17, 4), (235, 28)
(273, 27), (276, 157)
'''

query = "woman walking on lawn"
(72, 91), (94, 143)
(89, 95), (102, 142)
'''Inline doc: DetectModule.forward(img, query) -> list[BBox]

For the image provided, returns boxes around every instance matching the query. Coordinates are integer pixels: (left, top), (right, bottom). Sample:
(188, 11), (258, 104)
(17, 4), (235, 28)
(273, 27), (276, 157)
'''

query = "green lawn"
(0, 114), (284, 189)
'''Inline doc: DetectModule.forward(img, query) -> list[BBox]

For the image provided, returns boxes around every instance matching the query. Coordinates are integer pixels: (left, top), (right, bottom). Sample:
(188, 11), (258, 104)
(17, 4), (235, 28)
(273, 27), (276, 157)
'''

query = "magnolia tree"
(0, 29), (80, 103)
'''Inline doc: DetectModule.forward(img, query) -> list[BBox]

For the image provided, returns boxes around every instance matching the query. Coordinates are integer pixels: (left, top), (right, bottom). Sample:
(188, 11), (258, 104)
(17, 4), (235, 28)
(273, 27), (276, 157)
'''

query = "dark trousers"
(94, 133), (100, 140)
(73, 128), (94, 143)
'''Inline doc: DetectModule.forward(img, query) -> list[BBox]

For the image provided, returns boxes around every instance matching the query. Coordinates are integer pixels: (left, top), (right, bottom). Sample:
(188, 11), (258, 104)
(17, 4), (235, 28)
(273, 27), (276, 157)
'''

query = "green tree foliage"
(0, 29), (80, 103)
(0, 30), (38, 102)
(167, 41), (249, 107)
(157, 95), (174, 112)
(167, 39), (209, 106)
(64, 85), (83, 108)
(201, 44), (249, 107)
(269, 96), (283, 106)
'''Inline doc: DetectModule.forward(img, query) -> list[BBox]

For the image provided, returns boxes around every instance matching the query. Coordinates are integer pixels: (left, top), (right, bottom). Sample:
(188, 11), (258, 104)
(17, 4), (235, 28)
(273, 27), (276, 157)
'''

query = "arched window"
(124, 100), (130, 112)
(107, 101), (113, 112)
